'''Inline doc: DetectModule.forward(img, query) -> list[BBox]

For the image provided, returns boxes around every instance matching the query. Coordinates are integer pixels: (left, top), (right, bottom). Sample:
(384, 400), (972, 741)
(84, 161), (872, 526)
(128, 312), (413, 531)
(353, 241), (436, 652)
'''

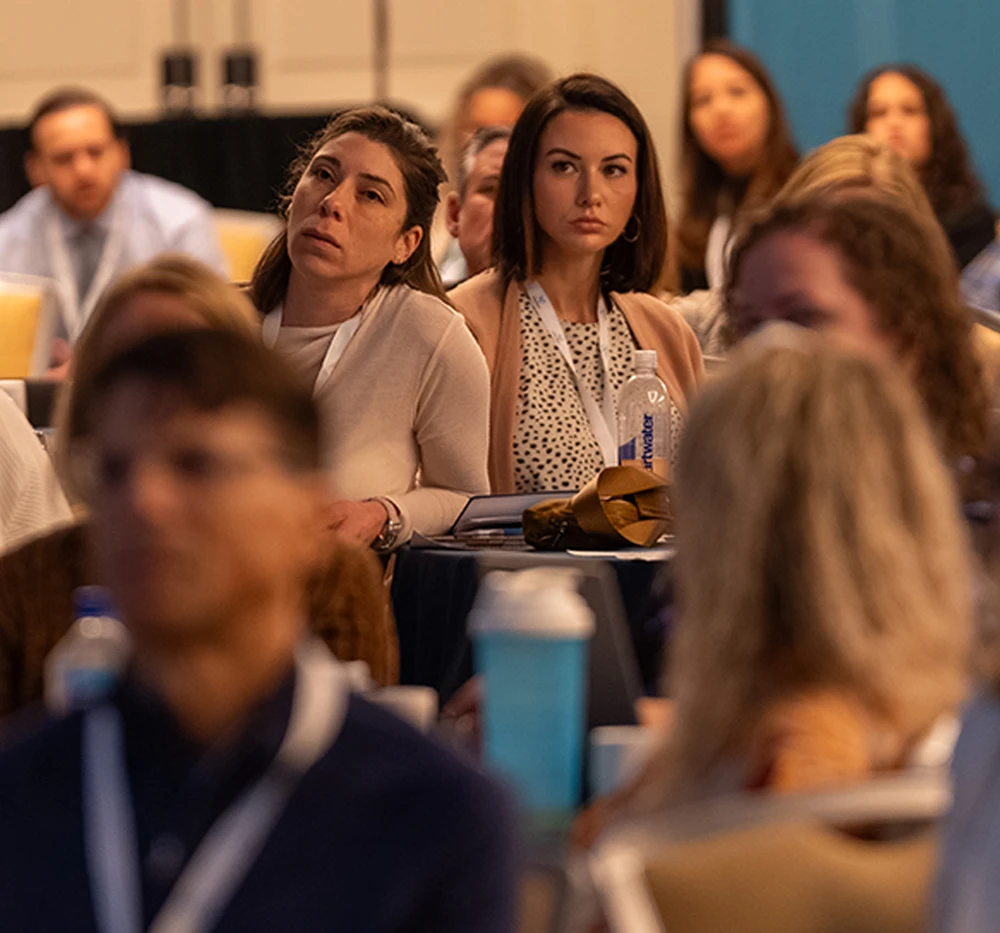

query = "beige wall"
(0, 0), (698, 198)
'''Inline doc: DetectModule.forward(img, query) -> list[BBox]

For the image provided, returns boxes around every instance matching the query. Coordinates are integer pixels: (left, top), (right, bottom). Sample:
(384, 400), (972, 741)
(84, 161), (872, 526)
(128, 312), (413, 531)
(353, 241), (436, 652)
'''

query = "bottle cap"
(468, 568), (595, 639)
(634, 349), (657, 372)
(73, 586), (116, 620)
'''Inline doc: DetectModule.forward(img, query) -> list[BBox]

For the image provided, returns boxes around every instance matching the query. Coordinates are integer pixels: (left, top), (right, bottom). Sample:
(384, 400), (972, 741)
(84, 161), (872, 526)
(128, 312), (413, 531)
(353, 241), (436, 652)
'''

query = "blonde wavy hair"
(55, 254), (258, 499)
(650, 335), (971, 804)
(775, 134), (956, 275)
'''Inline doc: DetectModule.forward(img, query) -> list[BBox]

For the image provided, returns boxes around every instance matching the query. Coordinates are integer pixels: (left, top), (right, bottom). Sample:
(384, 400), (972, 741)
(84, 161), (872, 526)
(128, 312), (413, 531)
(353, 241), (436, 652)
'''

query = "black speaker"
(221, 47), (259, 113)
(161, 49), (199, 115)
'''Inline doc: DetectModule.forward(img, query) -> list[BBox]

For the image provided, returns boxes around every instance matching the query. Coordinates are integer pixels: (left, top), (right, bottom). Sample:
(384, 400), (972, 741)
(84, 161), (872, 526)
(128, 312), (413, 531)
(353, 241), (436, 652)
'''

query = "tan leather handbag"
(522, 466), (673, 550)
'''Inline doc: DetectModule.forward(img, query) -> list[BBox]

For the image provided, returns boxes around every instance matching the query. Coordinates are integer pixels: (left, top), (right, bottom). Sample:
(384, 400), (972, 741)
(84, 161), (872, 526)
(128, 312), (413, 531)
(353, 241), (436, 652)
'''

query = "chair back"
(592, 772), (949, 933)
(214, 209), (282, 282)
(642, 821), (935, 933)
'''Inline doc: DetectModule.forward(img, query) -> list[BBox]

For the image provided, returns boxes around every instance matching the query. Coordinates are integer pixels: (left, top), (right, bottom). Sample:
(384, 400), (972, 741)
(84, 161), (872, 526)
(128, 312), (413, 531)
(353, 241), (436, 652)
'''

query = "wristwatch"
(368, 497), (403, 552)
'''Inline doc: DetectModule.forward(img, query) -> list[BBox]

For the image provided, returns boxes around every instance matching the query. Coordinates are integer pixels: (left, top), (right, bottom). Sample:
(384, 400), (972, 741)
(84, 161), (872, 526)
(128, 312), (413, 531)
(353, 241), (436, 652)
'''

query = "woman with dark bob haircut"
(451, 73), (703, 494)
(848, 64), (995, 269)
(249, 107), (490, 549)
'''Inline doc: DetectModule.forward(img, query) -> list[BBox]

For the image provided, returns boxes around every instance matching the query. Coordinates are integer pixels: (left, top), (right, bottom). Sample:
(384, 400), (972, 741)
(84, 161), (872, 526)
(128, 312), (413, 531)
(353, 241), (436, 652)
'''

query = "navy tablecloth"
(390, 547), (672, 704)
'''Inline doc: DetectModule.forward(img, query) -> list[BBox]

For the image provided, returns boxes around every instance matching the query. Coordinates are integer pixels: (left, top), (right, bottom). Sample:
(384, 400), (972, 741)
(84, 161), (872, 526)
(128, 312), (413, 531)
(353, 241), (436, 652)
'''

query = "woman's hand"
(326, 499), (388, 547)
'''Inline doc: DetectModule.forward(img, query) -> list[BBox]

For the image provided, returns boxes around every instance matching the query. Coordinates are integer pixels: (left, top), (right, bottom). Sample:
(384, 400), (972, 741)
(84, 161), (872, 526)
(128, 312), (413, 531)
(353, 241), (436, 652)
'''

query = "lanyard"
(46, 197), (126, 340)
(83, 639), (348, 933)
(524, 280), (618, 467)
(261, 288), (384, 398)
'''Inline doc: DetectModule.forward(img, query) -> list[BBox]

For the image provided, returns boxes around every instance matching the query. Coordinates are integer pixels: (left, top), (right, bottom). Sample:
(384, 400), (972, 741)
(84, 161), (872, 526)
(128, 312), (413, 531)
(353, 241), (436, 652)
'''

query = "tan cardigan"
(450, 271), (705, 492)
(270, 284), (491, 541)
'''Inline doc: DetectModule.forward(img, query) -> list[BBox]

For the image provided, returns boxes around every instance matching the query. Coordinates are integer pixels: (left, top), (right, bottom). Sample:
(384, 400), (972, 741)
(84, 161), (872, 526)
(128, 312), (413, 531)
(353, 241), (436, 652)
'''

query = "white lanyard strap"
(83, 639), (347, 933)
(261, 292), (377, 397)
(46, 198), (126, 340)
(525, 280), (618, 467)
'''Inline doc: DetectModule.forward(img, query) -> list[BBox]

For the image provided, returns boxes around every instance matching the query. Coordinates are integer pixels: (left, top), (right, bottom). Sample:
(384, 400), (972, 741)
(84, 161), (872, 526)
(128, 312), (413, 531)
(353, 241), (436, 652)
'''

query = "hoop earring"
(622, 215), (641, 243)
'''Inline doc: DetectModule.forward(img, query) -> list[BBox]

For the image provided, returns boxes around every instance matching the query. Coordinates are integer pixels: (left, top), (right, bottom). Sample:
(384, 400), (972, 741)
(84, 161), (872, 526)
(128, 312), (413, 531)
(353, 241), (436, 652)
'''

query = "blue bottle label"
(65, 668), (118, 709)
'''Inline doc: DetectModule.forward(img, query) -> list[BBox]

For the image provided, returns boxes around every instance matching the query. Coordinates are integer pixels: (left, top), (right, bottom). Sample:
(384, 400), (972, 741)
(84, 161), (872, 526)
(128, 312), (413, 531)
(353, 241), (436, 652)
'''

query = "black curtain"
(702, 0), (728, 42)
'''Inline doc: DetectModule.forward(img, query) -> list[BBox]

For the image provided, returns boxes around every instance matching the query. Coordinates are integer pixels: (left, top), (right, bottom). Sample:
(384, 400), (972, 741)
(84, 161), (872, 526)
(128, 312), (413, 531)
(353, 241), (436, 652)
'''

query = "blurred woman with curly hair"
(848, 65), (995, 270)
(725, 195), (990, 462)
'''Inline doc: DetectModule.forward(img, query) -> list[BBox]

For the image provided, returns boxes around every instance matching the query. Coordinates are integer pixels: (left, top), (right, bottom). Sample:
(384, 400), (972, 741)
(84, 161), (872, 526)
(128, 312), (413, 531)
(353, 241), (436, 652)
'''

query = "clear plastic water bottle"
(45, 586), (131, 714)
(617, 349), (670, 477)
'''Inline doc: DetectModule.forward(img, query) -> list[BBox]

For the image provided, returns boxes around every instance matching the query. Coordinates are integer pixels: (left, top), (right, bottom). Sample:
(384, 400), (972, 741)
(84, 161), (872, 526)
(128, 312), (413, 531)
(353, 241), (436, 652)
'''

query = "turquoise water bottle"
(471, 568), (595, 830)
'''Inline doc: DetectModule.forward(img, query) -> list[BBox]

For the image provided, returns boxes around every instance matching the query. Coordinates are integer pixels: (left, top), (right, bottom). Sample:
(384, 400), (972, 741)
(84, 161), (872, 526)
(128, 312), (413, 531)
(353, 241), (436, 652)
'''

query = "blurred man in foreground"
(0, 330), (516, 933)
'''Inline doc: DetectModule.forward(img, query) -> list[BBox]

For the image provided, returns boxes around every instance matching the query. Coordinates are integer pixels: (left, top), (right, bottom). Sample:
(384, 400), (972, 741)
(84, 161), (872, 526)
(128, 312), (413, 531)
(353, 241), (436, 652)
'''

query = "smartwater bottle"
(45, 586), (131, 714)
(617, 349), (670, 478)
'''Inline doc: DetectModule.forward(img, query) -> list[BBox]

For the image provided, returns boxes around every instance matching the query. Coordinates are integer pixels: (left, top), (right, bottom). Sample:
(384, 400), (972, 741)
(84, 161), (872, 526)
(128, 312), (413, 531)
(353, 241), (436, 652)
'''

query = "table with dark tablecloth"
(390, 546), (673, 704)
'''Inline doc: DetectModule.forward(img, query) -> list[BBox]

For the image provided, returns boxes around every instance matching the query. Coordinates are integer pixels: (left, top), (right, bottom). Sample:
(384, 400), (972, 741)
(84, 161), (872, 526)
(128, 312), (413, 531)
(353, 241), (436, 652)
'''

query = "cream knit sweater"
(271, 284), (490, 541)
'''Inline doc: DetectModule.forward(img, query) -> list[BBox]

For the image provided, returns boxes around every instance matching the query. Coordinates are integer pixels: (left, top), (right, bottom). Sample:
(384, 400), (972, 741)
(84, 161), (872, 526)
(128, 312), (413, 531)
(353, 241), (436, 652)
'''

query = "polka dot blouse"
(513, 287), (683, 493)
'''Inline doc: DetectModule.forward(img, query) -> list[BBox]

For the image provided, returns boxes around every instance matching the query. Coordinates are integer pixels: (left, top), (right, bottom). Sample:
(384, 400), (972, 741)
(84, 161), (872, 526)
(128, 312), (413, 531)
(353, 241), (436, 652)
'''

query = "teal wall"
(729, 0), (1000, 205)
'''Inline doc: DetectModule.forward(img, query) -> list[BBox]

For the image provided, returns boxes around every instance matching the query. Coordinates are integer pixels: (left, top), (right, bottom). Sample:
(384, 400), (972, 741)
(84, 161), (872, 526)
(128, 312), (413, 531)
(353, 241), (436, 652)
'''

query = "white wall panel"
(0, 0), (700, 189)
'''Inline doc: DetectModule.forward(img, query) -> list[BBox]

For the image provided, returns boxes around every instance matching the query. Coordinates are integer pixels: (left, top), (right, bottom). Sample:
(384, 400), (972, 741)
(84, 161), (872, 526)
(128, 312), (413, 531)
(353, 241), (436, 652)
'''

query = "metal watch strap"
(368, 497), (402, 551)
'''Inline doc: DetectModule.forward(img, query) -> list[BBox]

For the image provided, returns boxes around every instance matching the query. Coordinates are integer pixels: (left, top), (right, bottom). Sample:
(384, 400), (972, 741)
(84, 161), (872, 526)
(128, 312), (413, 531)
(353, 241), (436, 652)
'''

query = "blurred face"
(532, 109), (638, 260)
(448, 137), (508, 276)
(729, 230), (896, 360)
(286, 132), (422, 289)
(864, 72), (933, 168)
(458, 87), (525, 148)
(27, 104), (129, 221)
(689, 54), (770, 176)
(98, 291), (208, 361)
(89, 388), (324, 643)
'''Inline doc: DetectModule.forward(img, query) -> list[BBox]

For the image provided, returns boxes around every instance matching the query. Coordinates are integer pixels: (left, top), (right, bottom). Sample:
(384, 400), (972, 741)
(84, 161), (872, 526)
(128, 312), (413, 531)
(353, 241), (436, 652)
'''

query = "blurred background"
(0, 0), (700, 214)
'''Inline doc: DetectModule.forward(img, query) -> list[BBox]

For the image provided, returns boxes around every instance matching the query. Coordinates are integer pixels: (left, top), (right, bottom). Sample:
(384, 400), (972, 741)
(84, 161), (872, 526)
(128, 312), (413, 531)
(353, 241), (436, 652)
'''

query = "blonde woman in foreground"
(580, 332), (971, 841)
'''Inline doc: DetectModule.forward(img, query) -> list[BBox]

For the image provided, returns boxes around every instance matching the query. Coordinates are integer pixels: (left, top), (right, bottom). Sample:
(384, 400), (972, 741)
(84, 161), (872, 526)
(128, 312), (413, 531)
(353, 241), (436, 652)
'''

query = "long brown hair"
(673, 40), (798, 288)
(848, 65), (987, 221)
(492, 72), (668, 294)
(249, 106), (448, 313)
(725, 196), (990, 460)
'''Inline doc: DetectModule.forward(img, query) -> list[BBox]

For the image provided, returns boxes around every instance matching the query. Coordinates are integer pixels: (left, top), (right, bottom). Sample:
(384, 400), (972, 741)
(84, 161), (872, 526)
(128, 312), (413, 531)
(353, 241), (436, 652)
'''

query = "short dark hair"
(492, 73), (668, 294)
(456, 125), (512, 198)
(28, 87), (122, 150)
(249, 106), (447, 314)
(87, 330), (323, 472)
(454, 55), (554, 124)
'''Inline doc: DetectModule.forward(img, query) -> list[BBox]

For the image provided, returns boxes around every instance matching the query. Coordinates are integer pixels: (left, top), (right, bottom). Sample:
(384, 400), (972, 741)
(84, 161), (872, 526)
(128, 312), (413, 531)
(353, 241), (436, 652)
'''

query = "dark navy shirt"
(0, 673), (518, 933)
